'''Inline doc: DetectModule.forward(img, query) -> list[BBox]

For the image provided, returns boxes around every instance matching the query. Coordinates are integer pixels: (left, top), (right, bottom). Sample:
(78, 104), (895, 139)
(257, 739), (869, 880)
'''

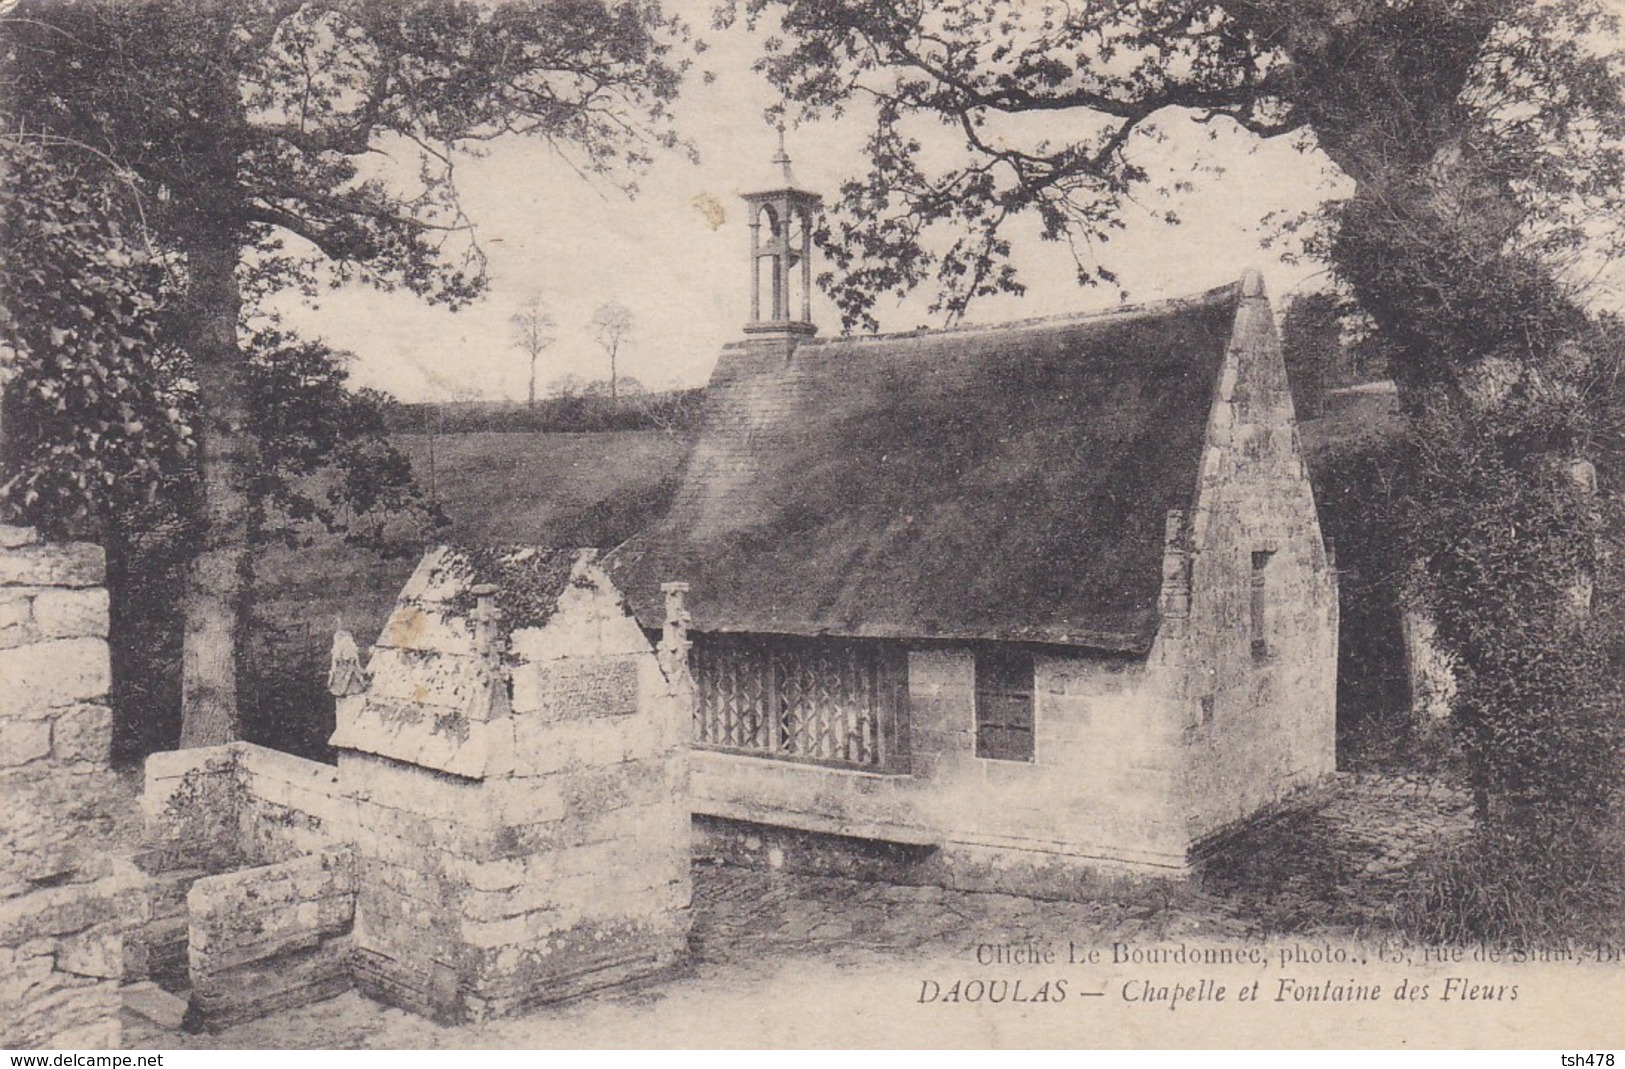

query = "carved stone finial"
(770, 122), (799, 187)
(658, 581), (693, 688)
(327, 629), (369, 697)
(469, 583), (503, 657)
(1159, 510), (1191, 622)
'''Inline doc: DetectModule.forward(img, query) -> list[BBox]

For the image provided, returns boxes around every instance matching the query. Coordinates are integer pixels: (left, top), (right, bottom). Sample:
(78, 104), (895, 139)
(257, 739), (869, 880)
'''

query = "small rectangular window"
(1251, 549), (1274, 658)
(975, 649), (1034, 762)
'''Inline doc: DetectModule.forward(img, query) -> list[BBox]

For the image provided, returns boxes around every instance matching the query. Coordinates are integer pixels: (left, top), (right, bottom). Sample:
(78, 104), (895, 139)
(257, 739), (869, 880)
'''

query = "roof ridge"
(790, 279), (1243, 349)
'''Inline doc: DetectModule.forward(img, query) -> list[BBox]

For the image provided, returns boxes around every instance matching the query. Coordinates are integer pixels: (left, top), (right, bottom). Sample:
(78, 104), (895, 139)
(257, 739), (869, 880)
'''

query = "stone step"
(121, 981), (187, 1031)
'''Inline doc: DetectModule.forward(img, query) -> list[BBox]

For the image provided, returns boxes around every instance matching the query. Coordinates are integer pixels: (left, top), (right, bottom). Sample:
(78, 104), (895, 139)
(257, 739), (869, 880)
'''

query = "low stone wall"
(143, 741), (345, 869)
(186, 849), (355, 1031)
(696, 815), (1198, 904)
(696, 814), (936, 882)
(0, 525), (144, 1049)
(134, 740), (344, 994)
(142, 746), (249, 875)
(236, 744), (346, 864)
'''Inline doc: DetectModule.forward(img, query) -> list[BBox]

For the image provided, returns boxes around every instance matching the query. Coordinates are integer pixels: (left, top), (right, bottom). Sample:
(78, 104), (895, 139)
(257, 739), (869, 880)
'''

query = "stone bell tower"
(741, 128), (821, 340)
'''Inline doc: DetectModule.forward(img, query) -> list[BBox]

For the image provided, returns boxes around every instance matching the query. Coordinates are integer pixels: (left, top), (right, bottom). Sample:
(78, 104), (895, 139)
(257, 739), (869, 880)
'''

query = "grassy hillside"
(246, 429), (691, 758)
(396, 430), (691, 546)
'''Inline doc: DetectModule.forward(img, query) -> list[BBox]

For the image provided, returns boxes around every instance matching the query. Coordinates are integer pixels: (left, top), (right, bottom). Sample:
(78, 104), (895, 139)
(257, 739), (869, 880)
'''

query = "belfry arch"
(742, 130), (821, 336)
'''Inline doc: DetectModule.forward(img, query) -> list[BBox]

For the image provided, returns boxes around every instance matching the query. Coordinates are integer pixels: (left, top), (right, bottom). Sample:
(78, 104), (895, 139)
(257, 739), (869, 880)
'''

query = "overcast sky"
(267, 9), (1362, 403)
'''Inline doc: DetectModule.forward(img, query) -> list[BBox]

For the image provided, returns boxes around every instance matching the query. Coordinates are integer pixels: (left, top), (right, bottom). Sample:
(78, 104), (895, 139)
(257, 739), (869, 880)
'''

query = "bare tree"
(589, 299), (634, 409)
(511, 294), (557, 409)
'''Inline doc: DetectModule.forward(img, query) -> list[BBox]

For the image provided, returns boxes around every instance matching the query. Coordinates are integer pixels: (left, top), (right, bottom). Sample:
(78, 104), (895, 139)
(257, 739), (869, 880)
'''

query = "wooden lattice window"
(975, 649), (1035, 762)
(691, 635), (904, 769)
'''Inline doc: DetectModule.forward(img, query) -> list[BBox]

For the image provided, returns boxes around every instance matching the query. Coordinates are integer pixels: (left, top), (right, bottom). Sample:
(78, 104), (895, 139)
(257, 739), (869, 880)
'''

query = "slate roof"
(604, 281), (1245, 653)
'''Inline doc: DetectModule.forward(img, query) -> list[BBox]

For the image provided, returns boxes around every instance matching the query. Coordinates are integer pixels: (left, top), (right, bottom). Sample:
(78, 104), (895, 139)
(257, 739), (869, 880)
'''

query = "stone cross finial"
(469, 583), (504, 657)
(772, 122), (791, 179)
(327, 628), (369, 697)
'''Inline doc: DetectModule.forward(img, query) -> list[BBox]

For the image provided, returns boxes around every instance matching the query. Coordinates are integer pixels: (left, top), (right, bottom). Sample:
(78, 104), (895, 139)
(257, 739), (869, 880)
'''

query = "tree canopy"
(6, 0), (690, 306)
(730, 0), (1623, 362)
(0, 136), (185, 533)
(1, 0), (693, 746)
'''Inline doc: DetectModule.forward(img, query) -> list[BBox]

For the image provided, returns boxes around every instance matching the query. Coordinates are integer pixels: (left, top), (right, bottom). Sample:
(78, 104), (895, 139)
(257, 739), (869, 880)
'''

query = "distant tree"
(589, 299), (635, 409)
(583, 375), (646, 398)
(510, 294), (557, 410)
(1, 0), (690, 746)
(548, 373), (588, 400)
(244, 330), (436, 556)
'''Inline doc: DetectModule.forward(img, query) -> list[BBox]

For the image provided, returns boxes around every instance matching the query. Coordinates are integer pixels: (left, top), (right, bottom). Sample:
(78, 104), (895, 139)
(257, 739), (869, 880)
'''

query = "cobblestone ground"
(120, 771), (1478, 1049)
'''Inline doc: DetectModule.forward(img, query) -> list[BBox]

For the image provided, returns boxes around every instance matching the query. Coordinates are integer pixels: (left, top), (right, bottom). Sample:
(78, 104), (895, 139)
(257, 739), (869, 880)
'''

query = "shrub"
(1397, 817), (1625, 949)
(1389, 337), (1624, 943)
(1405, 391), (1619, 821)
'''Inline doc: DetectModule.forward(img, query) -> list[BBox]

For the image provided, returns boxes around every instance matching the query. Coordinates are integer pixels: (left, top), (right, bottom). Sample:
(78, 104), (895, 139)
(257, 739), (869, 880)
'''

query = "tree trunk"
(178, 233), (253, 748)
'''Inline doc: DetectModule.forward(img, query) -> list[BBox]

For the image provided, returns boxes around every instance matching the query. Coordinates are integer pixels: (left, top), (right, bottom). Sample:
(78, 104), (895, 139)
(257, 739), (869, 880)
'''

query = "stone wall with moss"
(138, 544), (692, 1029)
(1, 525), (145, 1048)
(339, 546), (690, 1023)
